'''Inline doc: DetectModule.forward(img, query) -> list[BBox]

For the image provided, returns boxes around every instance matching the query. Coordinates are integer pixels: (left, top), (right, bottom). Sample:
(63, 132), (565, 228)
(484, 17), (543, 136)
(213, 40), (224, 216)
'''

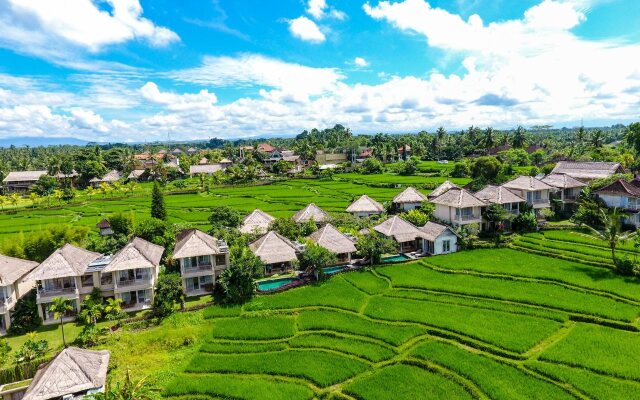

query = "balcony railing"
(117, 279), (151, 288)
(531, 198), (549, 204)
(563, 195), (578, 201)
(122, 300), (151, 309)
(38, 287), (78, 297)
(183, 264), (213, 273)
(458, 215), (479, 221)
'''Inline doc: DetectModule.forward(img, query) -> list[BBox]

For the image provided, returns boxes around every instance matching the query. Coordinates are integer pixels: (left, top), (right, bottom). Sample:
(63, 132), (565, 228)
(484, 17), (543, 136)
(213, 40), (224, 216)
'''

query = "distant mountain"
(0, 136), (95, 148)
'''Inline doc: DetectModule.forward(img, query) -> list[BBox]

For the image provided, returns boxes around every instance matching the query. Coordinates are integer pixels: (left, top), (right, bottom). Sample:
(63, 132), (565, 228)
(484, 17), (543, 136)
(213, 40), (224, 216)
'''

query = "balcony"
(458, 214), (480, 222)
(563, 194), (578, 201)
(116, 279), (152, 289)
(37, 287), (78, 300)
(183, 264), (213, 274)
(531, 198), (549, 204)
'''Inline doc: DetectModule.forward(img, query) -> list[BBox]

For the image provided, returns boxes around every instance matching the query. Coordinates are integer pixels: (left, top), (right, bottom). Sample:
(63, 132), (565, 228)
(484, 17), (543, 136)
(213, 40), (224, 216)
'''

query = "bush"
(512, 212), (537, 233)
(8, 290), (42, 335)
(14, 333), (48, 364)
(614, 257), (637, 276)
(218, 263), (257, 304)
(153, 273), (185, 318)
(209, 206), (241, 230)
(74, 325), (108, 347)
(361, 158), (383, 174)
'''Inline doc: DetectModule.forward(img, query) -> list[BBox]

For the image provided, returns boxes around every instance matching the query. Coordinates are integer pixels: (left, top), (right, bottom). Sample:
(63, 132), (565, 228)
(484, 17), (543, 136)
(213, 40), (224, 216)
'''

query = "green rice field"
(163, 247), (640, 399)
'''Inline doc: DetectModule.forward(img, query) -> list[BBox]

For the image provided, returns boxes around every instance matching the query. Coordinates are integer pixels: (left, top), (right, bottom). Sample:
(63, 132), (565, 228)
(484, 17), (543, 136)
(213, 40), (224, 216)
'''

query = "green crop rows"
(164, 246), (640, 399)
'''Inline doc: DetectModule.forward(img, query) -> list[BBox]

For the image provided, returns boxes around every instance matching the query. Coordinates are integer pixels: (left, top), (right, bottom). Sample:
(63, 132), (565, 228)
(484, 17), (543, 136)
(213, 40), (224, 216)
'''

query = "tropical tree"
(49, 297), (73, 347)
(356, 231), (397, 265)
(151, 182), (167, 220)
(14, 333), (48, 364)
(0, 195), (6, 210)
(29, 192), (40, 208)
(52, 189), (64, 205)
(585, 208), (637, 269)
(298, 242), (337, 280)
(209, 205), (241, 230)
(88, 370), (157, 400)
(104, 298), (126, 323)
(9, 193), (20, 207)
(152, 273), (184, 318)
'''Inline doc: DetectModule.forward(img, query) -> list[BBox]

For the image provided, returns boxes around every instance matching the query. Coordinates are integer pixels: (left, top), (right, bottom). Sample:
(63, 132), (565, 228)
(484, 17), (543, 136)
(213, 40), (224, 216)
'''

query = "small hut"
(373, 216), (426, 253)
(420, 222), (458, 255)
(95, 218), (113, 237)
(392, 187), (429, 211)
(249, 231), (299, 275)
(345, 195), (384, 218)
(308, 223), (357, 264)
(240, 209), (276, 235)
(292, 203), (329, 224)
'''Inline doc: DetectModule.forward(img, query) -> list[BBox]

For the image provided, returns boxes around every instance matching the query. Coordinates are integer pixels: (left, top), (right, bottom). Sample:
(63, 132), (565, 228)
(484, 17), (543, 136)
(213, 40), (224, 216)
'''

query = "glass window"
(101, 273), (113, 286)
(443, 240), (451, 252)
(215, 254), (226, 266)
(81, 274), (93, 287)
(197, 255), (209, 265)
(200, 275), (213, 285)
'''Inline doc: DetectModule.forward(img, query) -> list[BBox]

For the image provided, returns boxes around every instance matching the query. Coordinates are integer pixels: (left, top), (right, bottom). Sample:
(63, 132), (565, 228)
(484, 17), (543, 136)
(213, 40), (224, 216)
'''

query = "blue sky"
(0, 0), (638, 142)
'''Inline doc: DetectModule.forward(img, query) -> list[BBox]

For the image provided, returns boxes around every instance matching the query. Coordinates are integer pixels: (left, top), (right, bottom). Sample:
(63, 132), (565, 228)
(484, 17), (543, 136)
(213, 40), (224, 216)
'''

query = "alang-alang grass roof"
(0, 254), (38, 286)
(292, 203), (329, 223)
(103, 237), (163, 273)
(374, 216), (426, 243)
(249, 231), (299, 265)
(173, 229), (223, 259)
(474, 185), (525, 205)
(308, 223), (356, 254)
(346, 195), (384, 214)
(26, 244), (101, 281)
(430, 188), (486, 208)
(240, 209), (276, 234)
(392, 187), (428, 204)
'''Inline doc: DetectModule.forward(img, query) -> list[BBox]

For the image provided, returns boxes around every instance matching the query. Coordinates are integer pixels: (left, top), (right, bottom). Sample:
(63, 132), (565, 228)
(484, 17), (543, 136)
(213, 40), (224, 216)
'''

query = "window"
(200, 275), (213, 285)
(101, 273), (113, 286)
(442, 240), (451, 252)
(137, 289), (151, 304)
(197, 255), (210, 266)
(81, 274), (93, 287)
(215, 254), (227, 266)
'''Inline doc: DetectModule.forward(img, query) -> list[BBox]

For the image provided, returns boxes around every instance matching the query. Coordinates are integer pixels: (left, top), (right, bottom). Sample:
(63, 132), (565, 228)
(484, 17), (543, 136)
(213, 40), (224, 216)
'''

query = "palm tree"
(104, 298), (125, 324)
(88, 370), (156, 400)
(50, 297), (73, 347)
(585, 208), (637, 265)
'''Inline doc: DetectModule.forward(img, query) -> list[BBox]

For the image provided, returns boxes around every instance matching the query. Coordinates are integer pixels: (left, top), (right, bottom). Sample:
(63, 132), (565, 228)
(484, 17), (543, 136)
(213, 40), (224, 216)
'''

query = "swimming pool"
(381, 254), (410, 263)
(256, 277), (298, 291)
(322, 266), (346, 275)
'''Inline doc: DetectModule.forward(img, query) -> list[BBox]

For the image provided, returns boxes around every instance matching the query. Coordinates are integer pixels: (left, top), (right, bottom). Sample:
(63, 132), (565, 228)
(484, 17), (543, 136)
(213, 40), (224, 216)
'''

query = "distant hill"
(0, 136), (95, 147)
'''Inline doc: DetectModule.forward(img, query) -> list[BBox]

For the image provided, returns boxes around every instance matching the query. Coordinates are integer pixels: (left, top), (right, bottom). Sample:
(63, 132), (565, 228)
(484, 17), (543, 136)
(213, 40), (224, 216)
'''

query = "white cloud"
(0, 0), (178, 66)
(288, 16), (326, 43)
(140, 82), (218, 111)
(306, 0), (346, 20)
(70, 107), (108, 132)
(354, 57), (369, 67)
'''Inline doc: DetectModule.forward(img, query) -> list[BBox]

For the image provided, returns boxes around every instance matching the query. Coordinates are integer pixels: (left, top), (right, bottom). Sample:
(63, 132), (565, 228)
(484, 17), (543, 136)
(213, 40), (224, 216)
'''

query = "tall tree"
(49, 297), (73, 347)
(511, 126), (527, 149)
(585, 208), (636, 266)
(151, 181), (167, 220)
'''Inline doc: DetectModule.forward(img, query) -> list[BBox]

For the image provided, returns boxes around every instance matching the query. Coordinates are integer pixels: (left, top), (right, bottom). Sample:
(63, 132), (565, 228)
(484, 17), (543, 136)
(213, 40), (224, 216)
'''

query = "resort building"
(392, 187), (429, 211)
(345, 195), (384, 218)
(431, 188), (485, 229)
(474, 185), (524, 231)
(187, 147), (199, 155)
(541, 173), (587, 210)
(95, 218), (113, 237)
(419, 222), (459, 255)
(22, 347), (110, 400)
(551, 161), (623, 182)
(2, 171), (47, 192)
(308, 224), (357, 264)
(173, 229), (229, 297)
(428, 180), (459, 200)
(373, 216), (426, 253)
(189, 164), (225, 176)
(240, 209), (275, 235)
(89, 170), (122, 188)
(26, 244), (102, 325)
(595, 178), (640, 228)
(502, 176), (553, 213)
(127, 169), (147, 181)
(0, 255), (38, 333)
(102, 237), (163, 311)
(292, 203), (329, 224)
(249, 231), (299, 275)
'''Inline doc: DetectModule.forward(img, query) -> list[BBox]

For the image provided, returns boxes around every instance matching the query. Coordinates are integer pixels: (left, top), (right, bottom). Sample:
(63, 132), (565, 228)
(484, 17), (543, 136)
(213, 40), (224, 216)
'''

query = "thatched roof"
(551, 161), (622, 180)
(2, 171), (47, 183)
(474, 185), (525, 205)
(27, 244), (100, 281)
(431, 188), (486, 208)
(503, 176), (553, 191)
(103, 237), (163, 272)
(292, 203), (329, 223)
(127, 169), (145, 179)
(190, 164), (223, 174)
(95, 218), (111, 229)
(346, 195), (384, 214)
(308, 224), (356, 254)
(24, 347), (110, 400)
(0, 254), (38, 286)
(420, 221), (458, 241)
(428, 180), (459, 199)
(173, 229), (223, 258)
(249, 231), (298, 265)
(541, 173), (587, 189)
(393, 187), (428, 204)
(240, 209), (276, 234)
(90, 169), (121, 183)
(374, 216), (425, 243)
(595, 179), (640, 198)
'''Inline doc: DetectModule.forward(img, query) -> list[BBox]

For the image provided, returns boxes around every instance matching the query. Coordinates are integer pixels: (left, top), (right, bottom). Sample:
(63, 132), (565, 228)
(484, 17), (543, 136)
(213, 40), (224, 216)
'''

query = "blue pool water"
(322, 266), (346, 275)
(382, 254), (410, 263)
(257, 277), (297, 291)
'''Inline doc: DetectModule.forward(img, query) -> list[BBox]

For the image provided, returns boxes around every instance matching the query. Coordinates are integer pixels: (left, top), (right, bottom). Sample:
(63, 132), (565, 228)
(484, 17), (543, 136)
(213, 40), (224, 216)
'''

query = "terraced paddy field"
(0, 175), (469, 244)
(163, 248), (640, 399)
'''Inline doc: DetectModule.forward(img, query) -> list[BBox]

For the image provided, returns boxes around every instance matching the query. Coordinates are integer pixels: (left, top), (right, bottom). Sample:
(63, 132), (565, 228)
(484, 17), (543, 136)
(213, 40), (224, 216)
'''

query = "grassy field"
(154, 247), (640, 399)
(0, 174), (470, 244)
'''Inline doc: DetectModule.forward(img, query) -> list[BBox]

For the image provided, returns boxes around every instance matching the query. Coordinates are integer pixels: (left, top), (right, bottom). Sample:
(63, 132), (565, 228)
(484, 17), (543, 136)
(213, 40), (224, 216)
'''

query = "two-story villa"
(595, 178), (640, 227)
(474, 185), (525, 231)
(0, 255), (38, 333)
(502, 176), (553, 215)
(102, 237), (163, 311)
(392, 187), (429, 211)
(541, 173), (587, 211)
(431, 188), (485, 230)
(173, 229), (229, 297)
(26, 244), (102, 325)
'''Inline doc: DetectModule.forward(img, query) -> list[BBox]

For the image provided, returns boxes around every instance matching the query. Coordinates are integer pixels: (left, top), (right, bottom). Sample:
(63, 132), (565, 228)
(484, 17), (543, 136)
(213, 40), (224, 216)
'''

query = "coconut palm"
(585, 208), (637, 265)
(49, 297), (73, 347)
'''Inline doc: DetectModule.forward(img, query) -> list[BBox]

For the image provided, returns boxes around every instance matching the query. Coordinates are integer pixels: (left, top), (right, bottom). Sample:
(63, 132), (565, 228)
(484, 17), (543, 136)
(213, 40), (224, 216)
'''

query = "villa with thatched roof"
(308, 224), (357, 263)
(595, 178), (640, 228)
(431, 188), (486, 229)
(240, 209), (276, 234)
(27, 244), (102, 324)
(249, 231), (299, 275)
(373, 216), (427, 253)
(103, 237), (163, 311)
(474, 185), (524, 231)
(292, 203), (329, 224)
(346, 195), (384, 218)
(89, 170), (122, 188)
(420, 222), (459, 255)
(0, 255), (38, 333)
(428, 180), (459, 200)
(23, 347), (110, 400)
(551, 161), (623, 182)
(503, 176), (553, 212)
(541, 173), (587, 210)
(189, 163), (225, 176)
(2, 170), (47, 192)
(392, 187), (429, 211)
(173, 229), (229, 297)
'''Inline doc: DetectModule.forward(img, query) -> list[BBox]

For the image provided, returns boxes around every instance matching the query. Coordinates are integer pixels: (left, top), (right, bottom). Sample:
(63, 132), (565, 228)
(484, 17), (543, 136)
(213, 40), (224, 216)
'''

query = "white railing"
(117, 279), (151, 288)
(458, 215), (479, 221)
(183, 264), (213, 273)
(38, 287), (77, 298)
(531, 198), (548, 204)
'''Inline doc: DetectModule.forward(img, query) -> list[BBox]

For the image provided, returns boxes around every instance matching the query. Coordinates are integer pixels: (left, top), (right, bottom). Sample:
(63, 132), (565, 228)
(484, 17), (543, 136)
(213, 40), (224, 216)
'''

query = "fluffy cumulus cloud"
(306, 0), (346, 20)
(2, 0), (640, 141)
(0, 0), (179, 66)
(288, 16), (326, 43)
